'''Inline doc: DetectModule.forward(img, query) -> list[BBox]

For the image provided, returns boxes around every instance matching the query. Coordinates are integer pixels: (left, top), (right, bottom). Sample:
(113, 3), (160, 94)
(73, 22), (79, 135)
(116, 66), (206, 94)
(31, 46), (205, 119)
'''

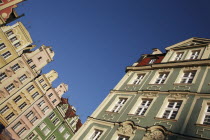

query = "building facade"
(73, 37), (210, 140)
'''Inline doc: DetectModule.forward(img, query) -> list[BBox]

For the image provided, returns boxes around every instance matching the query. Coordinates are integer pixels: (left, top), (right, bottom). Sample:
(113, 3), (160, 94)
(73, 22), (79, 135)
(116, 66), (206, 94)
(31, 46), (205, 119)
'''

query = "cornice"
(126, 59), (210, 71)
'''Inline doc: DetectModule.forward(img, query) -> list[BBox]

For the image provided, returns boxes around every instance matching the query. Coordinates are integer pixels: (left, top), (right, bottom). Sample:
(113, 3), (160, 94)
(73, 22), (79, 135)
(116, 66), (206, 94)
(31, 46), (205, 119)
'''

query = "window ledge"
(126, 84), (139, 86)
(173, 83), (193, 85)
(127, 114), (145, 118)
(195, 124), (210, 128)
(154, 117), (177, 122)
(105, 111), (119, 114)
(148, 84), (165, 85)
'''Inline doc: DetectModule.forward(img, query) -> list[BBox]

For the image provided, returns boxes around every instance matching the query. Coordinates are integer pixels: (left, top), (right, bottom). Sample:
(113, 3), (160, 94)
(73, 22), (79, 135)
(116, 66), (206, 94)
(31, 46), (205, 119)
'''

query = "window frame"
(84, 126), (107, 140)
(107, 95), (131, 113)
(197, 100), (210, 126)
(156, 94), (187, 121)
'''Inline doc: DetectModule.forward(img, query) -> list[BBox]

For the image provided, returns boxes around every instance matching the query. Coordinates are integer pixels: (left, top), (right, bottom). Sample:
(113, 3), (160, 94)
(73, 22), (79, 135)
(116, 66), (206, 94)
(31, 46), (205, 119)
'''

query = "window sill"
(148, 84), (165, 85)
(173, 83), (193, 85)
(105, 111), (119, 114)
(127, 114), (145, 118)
(154, 117), (177, 122)
(195, 124), (210, 128)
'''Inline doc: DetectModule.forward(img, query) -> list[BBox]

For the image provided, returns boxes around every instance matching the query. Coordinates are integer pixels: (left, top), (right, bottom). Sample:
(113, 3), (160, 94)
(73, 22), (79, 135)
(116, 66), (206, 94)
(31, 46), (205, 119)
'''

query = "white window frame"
(12, 121), (22, 130)
(135, 98), (153, 116)
(156, 95), (187, 120)
(13, 95), (22, 103)
(11, 63), (20, 71)
(0, 105), (9, 114)
(39, 122), (46, 130)
(173, 52), (184, 61)
(5, 112), (15, 121)
(19, 74), (27, 82)
(148, 59), (156, 64)
(64, 132), (70, 140)
(52, 118), (60, 126)
(84, 126), (107, 140)
(89, 129), (103, 140)
(58, 125), (65, 133)
(117, 135), (130, 140)
(48, 112), (55, 120)
(32, 92), (39, 99)
(189, 50), (200, 60)
(17, 127), (26, 136)
(132, 74), (145, 85)
(0, 43), (6, 50)
(162, 100), (182, 119)
(180, 70), (196, 84)
(27, 85), (35, 92)
(154, 72), (169, 84)
(43, 127), (51, 136)
(197, 100), (210, 125)
(19, 102), (27, 109)
(111, 98), (127, 113)
(0, 72), (7, 81)
(5, 83), (15, 92)
(2, 51), (11, 59)
(107, 95), (131, 113)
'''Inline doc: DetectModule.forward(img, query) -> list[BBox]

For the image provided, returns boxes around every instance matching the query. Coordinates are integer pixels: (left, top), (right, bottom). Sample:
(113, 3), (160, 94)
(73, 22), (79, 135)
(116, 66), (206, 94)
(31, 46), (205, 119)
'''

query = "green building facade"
(72, 37), (210, 140)
(25, 98), (82, 140)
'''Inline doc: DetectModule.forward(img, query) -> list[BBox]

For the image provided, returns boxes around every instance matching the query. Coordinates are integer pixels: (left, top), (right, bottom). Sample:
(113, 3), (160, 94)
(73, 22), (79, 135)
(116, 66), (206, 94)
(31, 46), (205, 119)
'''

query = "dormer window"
(190, 50), (200, 60)
(10, 36), (17, 42)
(149, 59), (156, 64)
(6, 30), (14, 37)
(174, 52), (184, 61)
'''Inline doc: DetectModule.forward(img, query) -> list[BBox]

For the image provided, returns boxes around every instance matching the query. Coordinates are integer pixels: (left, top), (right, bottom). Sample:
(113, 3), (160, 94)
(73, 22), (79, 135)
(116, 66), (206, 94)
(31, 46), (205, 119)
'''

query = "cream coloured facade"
(0, 22), (33, 68)
(6, 83), (68, 139)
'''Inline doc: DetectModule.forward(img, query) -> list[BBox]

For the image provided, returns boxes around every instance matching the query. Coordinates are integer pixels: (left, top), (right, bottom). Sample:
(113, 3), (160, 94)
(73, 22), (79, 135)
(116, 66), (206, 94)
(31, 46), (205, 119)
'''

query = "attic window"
(38, 56), (42, 61)
(149, 59), (156, 64)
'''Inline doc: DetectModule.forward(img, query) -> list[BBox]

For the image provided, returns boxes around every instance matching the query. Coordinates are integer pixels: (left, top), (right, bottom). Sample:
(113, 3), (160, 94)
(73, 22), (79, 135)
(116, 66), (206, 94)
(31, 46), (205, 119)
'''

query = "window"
(27, 85), (35, 92)
(5, 83), (15, 92)
(17, 127), (26, 136)
(70, 120), (75, 126)
(42, 106), (49, 113)
(112, 98), (127, 113)
(38, 100), (45, 107)
(58, 126), (65, 133)
(11, 63), (20, 71)
(49, 135), (56, 140)
(89, 129), (103, 140)
(2, 51), (11, 59)
(42, 84), (47, 88)
(118, 135), (130, 140)
(28, 132), (35, 140)
(27, 59), (33, 64)
(203, 104), (210, 125)
(14, 42), (21, 48)
(48, 93), (53, 98)
(5, 112), (15, 120)
(135, 99), (153, 116)
(132, 74), (145, 85)
(13, 95), (22, 103)
(39, 79), (44, 83)
(31, 64), (36, 69)
(154, 72), (169, 84)
(190, 50), (200, 60)
(0, 105), (9, 114)
(48, 112), (55, 120)
(64, 132), (70, 140)
(43, 127), (51, 136)
(0, 72), (7, 81)
(52, 99), (57, 104)
(6, 30), (14, 37)
(162, 100), (182, 119)
(52, 118), (59, 126)
(149, 59), (156, 64)
(30, 116), (38, 124)
(19, 102), (27, 109)
(180, 71), (196, 84)
(38, 56), (42, 61)
(12, 121), (22, 130)
(19, 74), (27, 82)
(39, 122), (46, 130)
(174, 52), (184, 61)
(26, 111), (33, 118)
(32, 92), (39, 99)
(0, 43), (6, 50)
(10, 36), (17, 42)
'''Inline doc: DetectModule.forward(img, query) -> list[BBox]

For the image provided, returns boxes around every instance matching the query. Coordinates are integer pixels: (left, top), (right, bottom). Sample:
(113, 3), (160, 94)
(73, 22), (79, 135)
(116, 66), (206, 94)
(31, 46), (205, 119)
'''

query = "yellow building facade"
(0, 70), (58, 127)
(0, 22), (33, 68)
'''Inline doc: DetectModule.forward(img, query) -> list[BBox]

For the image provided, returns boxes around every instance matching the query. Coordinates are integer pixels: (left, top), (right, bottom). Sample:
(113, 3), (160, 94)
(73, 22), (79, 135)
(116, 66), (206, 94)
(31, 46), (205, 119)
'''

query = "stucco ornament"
(168, 93), (188, 99)
(118, 124), (135, 135)
(145, 130), (165, 140)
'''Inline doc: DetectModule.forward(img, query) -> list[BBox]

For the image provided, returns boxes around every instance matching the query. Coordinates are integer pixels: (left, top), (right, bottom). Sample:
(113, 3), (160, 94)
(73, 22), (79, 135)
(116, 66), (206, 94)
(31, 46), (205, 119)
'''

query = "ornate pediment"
(117, 121), (136, 135)
(165, 37), (210, 51)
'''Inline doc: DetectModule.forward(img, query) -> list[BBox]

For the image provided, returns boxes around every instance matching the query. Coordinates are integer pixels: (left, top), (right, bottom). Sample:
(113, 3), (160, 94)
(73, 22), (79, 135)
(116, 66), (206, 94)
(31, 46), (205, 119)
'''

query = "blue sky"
(15, 0), (210, 122)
